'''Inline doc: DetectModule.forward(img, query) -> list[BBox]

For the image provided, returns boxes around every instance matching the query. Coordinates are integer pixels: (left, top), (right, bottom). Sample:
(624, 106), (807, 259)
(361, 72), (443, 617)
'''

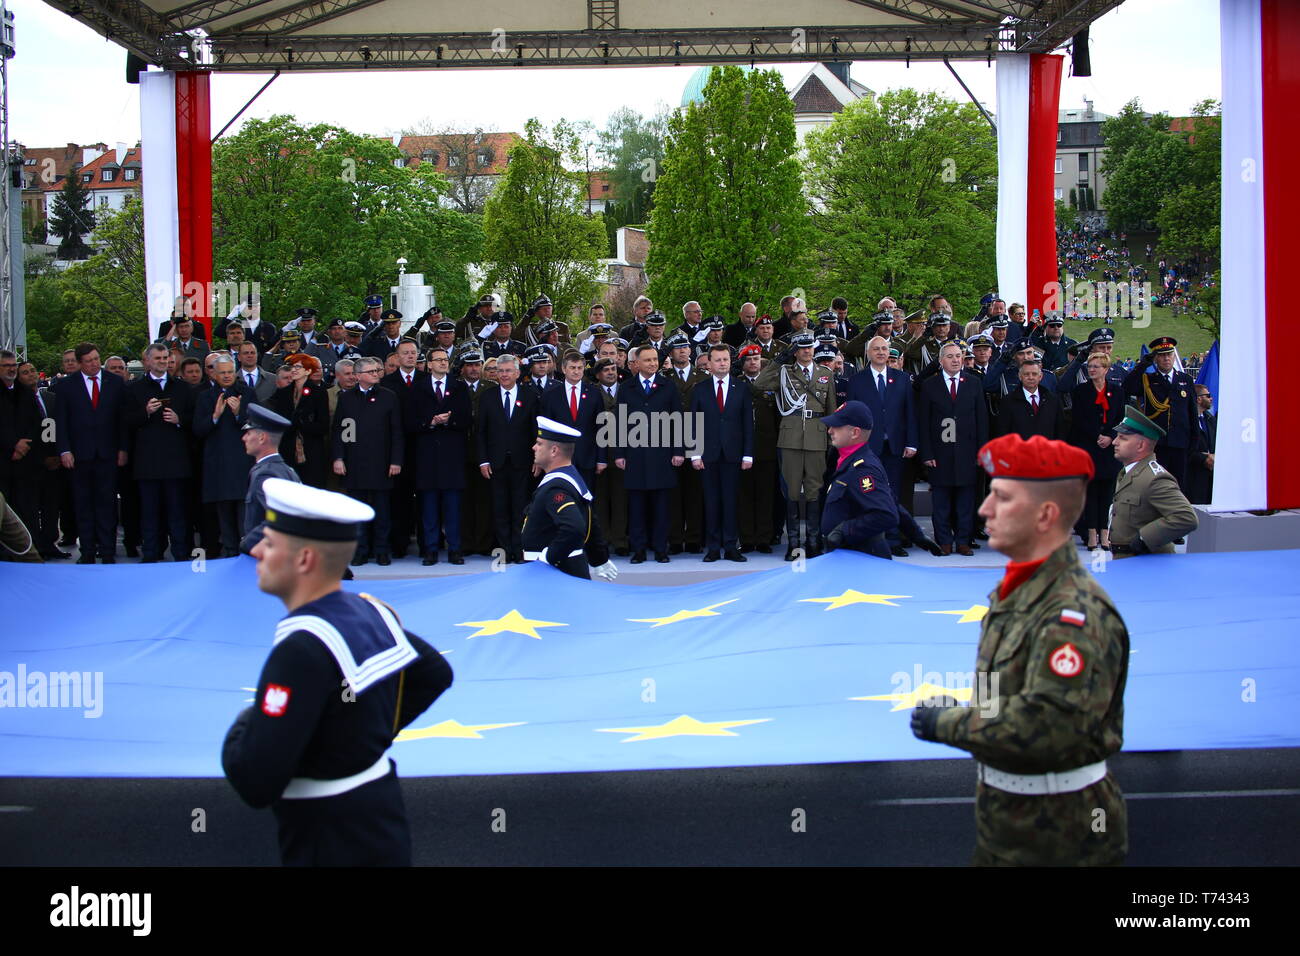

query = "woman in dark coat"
(269, 352), (330, 488)
(193, 357), (253, 557)
(1068, 350), (1125, 550)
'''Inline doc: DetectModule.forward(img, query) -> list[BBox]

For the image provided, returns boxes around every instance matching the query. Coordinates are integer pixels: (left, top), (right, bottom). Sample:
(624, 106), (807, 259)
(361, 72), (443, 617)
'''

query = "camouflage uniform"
(933, 542), (1129, 865)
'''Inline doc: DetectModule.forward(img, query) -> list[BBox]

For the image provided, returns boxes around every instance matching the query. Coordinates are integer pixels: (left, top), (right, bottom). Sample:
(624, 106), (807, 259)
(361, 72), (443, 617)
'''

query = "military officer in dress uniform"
(456, 294), (499, 341)
(359, 294), (385, 334)
(753, 331), (836, 559)
(521, 416), (620, 581)
(1030, 315), (1076, 373)
(1122, 336), (1201, 487)
(1108, 405), (1199, 557)
(239, 404), (302, 554)
(223, 478), (453, 866)
(912, 433), (1130, 866)
(480, 312), (527, 361)
(818, 401), (898, 559)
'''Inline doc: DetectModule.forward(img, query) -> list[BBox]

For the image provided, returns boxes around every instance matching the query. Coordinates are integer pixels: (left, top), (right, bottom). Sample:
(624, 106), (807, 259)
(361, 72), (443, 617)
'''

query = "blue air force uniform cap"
(820, 400), (874, 431)
(243, 404), (292, 434)
(262, 477), (374, 541)
(364, 295), (383, 308)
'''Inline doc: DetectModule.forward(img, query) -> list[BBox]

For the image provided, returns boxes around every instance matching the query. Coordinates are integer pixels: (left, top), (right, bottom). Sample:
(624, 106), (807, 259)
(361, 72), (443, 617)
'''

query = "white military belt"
(977, 760), (1107, 796)
(281, 754), (391, 800)
(523, 549), (584, 561)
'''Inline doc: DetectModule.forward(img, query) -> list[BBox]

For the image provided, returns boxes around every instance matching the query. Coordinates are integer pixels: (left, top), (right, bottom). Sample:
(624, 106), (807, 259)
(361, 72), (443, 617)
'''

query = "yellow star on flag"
(853, 682), (974, 712)
(926, 604), (988, 624)
(397, 719), (525, 741)
(596, 714), (771, 743)
(799, 590), (910, 611)
(456, 609), (566, 639)
(628, 599), (738, 628)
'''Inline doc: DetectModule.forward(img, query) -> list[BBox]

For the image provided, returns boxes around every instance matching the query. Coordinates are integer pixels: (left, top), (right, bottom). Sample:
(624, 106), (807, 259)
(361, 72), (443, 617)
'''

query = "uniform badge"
(1059, 609), (1086, 627)
(1149, 459), (1164, 474)
(818, 376), (829, 384)
(553, 492), (566, 503)
(1180, 389), (1187, 397)
(302, 387), (311, 395)
(262, 684), (291, 717)
(860, 476), (874, 492)
(1048, 643), (1084, 677)
(516, 400), (523, 407)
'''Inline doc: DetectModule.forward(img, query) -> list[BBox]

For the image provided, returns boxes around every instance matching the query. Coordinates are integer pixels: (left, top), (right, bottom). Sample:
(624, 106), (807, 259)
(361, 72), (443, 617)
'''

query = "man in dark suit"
(540, 352), (607, 491)
(380, 340), (427, 557)
(1186, 384), (1217, 505)
(689, 344), (754, 562)
(592, 359), (629, 555)
(126, 343), (196, 562)
(331, 356), (403, 565)
(917, 342), (988, 556)
(829, 296), (859, 341)
(17, 362), (69, 558)
(847, 335), (918, 557)
(235, 342), (278, 403)
(475, 353), (539, 563)
(995, 358), (1066, 441)
(723, 302), (759, 348)
(52, 342), (128, 562)
(616, 344), (684, 563)
(405, 347), (471, 565)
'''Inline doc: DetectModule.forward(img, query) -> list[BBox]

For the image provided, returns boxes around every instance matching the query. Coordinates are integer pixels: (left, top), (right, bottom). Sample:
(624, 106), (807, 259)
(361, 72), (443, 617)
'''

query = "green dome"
(680, 65), (753, 107)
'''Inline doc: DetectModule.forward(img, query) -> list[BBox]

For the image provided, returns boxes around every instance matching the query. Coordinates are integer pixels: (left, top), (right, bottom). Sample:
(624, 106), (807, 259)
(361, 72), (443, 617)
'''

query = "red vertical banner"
(1025, 54), (1064, 317)
(174, 71), (213, 326)
(1261, 0), (1300, 508)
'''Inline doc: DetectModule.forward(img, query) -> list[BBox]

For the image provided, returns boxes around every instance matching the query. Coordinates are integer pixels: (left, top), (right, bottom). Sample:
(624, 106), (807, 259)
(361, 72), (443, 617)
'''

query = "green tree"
(46, 166), (95, 260)
(213, 115), (483, 326)
(1103, 134), (1190, 230)
(480, 118), (608, 329)
(647, 66), (811, 314)
(1055, 200), (1078, 231)
(1157, 100), (1221, 262)
(599, 105), (669, 233)
(59, 197), (150, 359)
(803, 88), (997, 313)
(1099, 99), (1170, 178)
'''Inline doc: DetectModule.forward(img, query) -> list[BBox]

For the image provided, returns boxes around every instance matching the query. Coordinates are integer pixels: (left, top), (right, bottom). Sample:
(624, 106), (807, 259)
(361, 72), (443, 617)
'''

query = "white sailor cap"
(262, 477), (374, 541)
(536, 415), (582, 444)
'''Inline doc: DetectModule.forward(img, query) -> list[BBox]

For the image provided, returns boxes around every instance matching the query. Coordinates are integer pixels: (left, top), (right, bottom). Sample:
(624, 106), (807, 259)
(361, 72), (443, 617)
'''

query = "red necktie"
(1031, 393), (1039, 415)
(91, 376), (100, 409)
(949, 377), (957, 402)
(716, 380), (725, 412)
(570, 386), (579, 421)
(405, 374), (412, 387)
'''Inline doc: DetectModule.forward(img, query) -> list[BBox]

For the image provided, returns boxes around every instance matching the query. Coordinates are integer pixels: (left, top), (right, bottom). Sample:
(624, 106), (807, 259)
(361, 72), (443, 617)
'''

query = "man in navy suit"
(615, 345), (683, 563)
(405, 347), (471, 565)
(688, 344), (754, 562)
(126, 343), (196, 562)
(917, 342), (988, 556)
(540, 351), (607, 491)
(475, 353), (539, 563)
(847, 335), (918, 556)
(53, 342), (128, 562)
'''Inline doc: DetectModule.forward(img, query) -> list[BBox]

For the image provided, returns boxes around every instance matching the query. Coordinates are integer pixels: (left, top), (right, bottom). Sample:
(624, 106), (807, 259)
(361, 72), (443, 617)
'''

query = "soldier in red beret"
(911, 433), (1130, 866)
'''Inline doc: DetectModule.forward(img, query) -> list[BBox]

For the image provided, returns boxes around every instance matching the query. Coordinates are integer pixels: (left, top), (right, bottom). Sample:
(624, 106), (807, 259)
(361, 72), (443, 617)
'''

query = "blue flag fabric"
(2, 552), (1298, 778)
(1196, 340), (1219, 416)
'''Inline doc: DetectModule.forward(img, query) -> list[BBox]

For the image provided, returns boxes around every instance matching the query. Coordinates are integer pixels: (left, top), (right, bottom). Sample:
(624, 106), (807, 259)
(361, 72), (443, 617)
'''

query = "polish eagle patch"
(860, 476), (874, 492)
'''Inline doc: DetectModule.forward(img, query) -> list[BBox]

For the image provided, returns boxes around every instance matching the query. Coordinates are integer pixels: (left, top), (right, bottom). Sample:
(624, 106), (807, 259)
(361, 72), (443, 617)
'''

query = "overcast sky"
(12, 0), (1221, 150)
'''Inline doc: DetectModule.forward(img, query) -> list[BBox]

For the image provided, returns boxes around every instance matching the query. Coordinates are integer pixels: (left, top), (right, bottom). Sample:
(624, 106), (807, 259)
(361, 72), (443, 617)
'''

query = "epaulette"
(1149, 459), (1164, 475)
(852, 459), (865, 467)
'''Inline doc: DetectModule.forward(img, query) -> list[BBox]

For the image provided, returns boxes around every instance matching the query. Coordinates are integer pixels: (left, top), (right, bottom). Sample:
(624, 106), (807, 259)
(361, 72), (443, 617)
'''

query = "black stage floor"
(3, 747), (1298, 866)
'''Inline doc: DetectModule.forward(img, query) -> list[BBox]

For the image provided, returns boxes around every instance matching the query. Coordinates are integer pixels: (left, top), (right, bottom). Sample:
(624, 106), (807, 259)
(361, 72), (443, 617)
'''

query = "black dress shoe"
(669, 543), (683, 555)
(655, 553), (670, 563)
(703, 551), (720, 563)
(630, 551), (646, 564)
(969, 541), (981, 550)
(422, 553), (438, 566)
(723, 549), (747, 563)
(757, 544), (772, 554)
(42, 550), (72, 560)
(376, 555), (391, 566)
(100, 557), (116, 564)
(351, 555), (369, 566)
(76, 555), (95, 565)
(890, 545), (909, 558)
(974, 530), (990, 541)
(448, 551), (465, 565)
(1173, 537), (1185, 545)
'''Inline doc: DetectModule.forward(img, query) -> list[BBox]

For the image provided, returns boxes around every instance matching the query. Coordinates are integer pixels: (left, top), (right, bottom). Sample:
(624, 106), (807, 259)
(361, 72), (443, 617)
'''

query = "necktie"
(570, 386), (579, 421)
(716, 380), (725, 412)
(504, 390), (512, 419)
(805, 366), (812, 382)
(435, 380), (443, 403)
(405, 374), (412, 387)
(606, 386), (614, 398)
(949, 377), (957, 402)
(91, 376), (100, 409)
(247, 373), (255, 388)
(876, 373), (885, 401)
(1031, 393), (1039, 415)
(644, 378), (651, 395)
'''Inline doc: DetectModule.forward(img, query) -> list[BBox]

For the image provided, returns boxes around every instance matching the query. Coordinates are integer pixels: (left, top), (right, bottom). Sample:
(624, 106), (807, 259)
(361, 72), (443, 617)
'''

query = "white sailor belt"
(282, 754), (392, 800)
(523, 548), (584, 561)
(977, 760), (1107, 796)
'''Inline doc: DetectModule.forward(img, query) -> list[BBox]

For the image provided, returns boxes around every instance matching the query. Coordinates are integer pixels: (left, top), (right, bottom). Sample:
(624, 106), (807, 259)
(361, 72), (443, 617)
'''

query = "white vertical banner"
(995, 55), (1030, 308)
(141, 72), (179, 343)
(1213, 0), (1268, 511)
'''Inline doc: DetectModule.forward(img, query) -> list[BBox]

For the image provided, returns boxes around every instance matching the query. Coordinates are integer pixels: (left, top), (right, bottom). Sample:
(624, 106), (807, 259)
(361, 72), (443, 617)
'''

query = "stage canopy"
(43, 0), (1122, 72)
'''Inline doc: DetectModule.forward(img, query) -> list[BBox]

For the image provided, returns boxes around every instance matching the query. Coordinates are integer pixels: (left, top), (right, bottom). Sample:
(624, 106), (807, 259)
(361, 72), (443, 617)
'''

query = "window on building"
(1054, 158), (1062, 174)
(123, 168), (137, 181)
(1058, 128), (1063, 143)
(1078, 153), (1089, 173)
(101, 169), (115, 182)
(448, 154), (461, 168)
(23, 158), (34, 166)
(421, 150), (437, 164)
(1054, 187), (1064, 201)
(82, 173), (92, 183)
(99, 196), (109, 206)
